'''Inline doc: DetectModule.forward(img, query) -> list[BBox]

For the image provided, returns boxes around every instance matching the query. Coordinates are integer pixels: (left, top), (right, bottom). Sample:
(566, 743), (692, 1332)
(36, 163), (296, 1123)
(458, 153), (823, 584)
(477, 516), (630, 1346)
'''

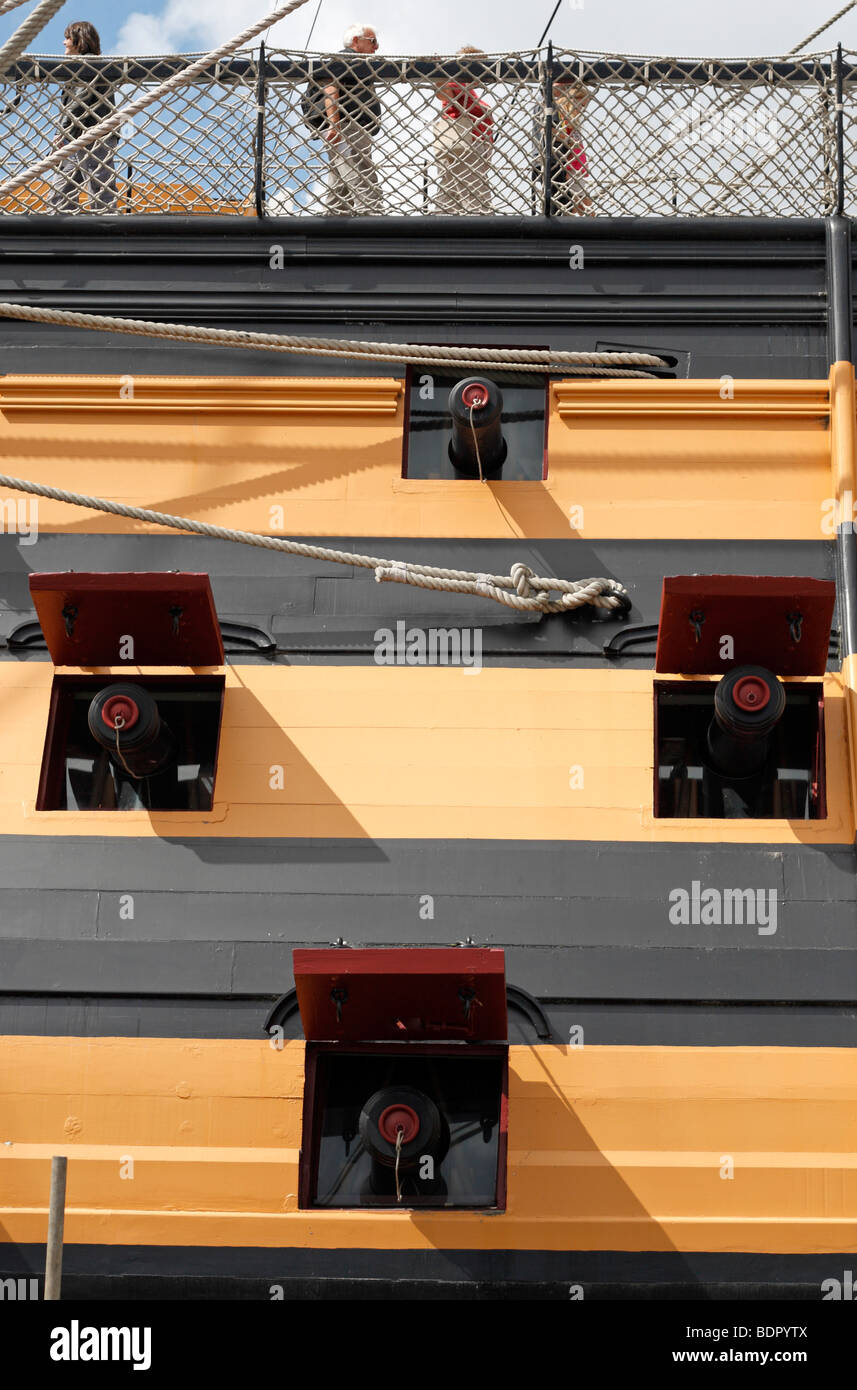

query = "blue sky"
(3, 0), (857, 60)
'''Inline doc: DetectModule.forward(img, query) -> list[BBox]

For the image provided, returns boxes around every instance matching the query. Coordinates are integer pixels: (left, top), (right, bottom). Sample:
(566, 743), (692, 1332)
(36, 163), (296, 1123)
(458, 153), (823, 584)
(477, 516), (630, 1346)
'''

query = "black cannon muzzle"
(88, 682), (175, 779)
(448, 377), (507, 477)
(706, 665), (786, 778)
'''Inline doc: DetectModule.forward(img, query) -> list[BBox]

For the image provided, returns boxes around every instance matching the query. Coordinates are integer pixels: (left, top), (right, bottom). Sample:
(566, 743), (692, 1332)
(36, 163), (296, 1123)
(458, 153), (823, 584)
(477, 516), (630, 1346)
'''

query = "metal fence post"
(836, 43), (845, 217)
(254, 39), (268, 218)
(542, 41), (554, 218)
(44, 1155), (67, 1301)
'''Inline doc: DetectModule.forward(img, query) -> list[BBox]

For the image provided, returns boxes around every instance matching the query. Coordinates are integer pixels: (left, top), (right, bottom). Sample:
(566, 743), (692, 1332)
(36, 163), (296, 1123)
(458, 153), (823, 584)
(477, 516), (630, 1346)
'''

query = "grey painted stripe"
(0, 535), (839, 663)
(1, 941), (855, 1002)
(0, 889), (852, 949)
(2, 996), (854, 1045)
(0, 836), (851, 899)
(0, 838), (854, 1005)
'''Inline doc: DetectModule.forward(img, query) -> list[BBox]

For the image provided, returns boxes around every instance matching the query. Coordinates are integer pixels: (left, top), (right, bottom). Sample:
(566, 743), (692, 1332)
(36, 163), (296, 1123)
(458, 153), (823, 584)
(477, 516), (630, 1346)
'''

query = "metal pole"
(826, 217), (857, 670)
(827, 215), (853, 364)
(836, 43), (845, 217)
(543, 41), (554, 218)
(254, 40), (268, 218)
(44, 1155), (67, 1301)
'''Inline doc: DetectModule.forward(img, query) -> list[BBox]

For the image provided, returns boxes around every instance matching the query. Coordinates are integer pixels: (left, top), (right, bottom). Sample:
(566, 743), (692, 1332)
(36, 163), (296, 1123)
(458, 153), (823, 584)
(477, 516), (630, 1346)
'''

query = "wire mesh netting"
(0, 53), (261, 213)
(0, 47), (848, 217)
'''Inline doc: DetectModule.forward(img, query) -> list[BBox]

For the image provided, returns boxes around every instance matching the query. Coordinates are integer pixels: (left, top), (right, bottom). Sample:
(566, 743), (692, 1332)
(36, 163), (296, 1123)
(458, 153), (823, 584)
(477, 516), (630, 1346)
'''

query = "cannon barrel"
(87, 682), (175, 779)
(706, 665), (786, 778)
(448, 377), (507, 477)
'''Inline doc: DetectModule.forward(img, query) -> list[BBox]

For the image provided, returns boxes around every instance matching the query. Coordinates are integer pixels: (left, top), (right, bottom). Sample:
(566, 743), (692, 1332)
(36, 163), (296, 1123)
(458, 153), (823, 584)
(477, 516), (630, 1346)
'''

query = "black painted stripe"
(0, 215), (829, 378)
(0, 1243), (845, 1300)
(0, 537), (838, 665)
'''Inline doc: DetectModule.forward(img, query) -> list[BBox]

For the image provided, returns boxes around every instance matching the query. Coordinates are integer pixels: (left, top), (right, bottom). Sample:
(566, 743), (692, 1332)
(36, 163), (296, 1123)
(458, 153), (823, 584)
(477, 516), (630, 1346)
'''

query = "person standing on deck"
(323, 23), (384, 215)
(433, 46), (494, 215)
(549, 78), (592, 215)
(49, 21), (117, 214)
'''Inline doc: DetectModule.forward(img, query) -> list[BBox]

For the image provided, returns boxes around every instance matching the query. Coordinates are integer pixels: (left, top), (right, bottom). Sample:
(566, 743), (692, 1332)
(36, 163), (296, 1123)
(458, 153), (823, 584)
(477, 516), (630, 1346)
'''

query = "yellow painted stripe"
(0, 664), (849, 841)
(0, 374), (839, 539)
(0, 1038), (854, 1253)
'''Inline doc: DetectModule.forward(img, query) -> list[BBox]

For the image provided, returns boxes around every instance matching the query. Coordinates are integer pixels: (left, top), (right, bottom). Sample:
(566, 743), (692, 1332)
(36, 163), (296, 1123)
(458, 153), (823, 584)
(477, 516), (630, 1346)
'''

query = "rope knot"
(376, 562), (409, 585)
(510, 562), (535, 598)
(560, 590), (583, 609)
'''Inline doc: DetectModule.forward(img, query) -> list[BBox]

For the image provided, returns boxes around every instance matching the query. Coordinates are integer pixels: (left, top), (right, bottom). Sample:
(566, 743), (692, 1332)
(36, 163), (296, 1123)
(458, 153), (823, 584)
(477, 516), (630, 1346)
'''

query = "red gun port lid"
(655, 575), (835, 676)
(29, 572), (224, 666)
(293, 947), (507, 1042)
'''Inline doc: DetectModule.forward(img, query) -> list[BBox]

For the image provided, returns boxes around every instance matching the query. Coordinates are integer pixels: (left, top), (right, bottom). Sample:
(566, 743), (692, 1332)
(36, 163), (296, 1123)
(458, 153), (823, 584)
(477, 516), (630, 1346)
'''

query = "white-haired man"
(323, 24), (383, 214)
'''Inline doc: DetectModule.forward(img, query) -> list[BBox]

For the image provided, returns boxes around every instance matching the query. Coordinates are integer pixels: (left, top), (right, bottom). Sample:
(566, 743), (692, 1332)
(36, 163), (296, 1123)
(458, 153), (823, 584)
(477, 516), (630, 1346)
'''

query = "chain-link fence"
(0, 46), (852, 217)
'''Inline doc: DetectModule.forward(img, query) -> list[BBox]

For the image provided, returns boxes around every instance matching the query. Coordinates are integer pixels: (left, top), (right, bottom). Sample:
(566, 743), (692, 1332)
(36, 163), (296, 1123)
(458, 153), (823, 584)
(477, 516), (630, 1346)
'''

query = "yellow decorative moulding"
(0, 375), (405, 416)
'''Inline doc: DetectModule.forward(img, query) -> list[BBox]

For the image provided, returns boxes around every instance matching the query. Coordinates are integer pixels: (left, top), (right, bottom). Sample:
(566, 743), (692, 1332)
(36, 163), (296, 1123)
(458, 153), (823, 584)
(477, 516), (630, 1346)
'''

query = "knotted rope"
(0, 471), (630, 616)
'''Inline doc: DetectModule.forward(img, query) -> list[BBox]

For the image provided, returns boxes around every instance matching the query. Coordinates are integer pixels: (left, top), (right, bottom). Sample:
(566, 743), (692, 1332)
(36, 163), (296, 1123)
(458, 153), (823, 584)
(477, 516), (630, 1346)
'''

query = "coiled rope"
(0, 302), (667, 376)
(0, 0), (315, 200)
(0, 471), (630, 615)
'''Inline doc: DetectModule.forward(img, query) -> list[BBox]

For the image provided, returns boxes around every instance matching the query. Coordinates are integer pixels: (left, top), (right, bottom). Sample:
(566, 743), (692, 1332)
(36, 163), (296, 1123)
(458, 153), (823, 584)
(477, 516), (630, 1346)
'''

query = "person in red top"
(550, 78), (592, 215)
(432, 47), (493, 215)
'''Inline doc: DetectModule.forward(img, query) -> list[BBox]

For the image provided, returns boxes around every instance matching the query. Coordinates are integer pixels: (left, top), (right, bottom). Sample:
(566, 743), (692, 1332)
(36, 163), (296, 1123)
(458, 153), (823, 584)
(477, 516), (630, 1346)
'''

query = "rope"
(0, 0), (40, 13)
(0, 0), (66, 81)
(303, 0), (324, 47)
(537, 0), (563, 47)
(470, 402), (485, 482)
(0, 0), (314, 200)
(790, 1), (856, 53)
(394, 1127), (404, 1203)
(0, 302), (667, 376)
(111, 716), (138, 779)
(0, 470), (629, 615)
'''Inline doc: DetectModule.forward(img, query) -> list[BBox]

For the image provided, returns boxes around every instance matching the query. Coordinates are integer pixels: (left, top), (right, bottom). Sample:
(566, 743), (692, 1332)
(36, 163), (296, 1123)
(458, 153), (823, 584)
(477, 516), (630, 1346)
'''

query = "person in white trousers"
(323, 23), (384, 215)
(433, 47), (494, 216)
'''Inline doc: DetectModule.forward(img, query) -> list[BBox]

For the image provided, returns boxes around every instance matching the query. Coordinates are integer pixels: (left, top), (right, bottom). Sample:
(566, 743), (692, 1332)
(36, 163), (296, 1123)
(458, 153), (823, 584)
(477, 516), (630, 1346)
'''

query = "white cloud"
(118, 0), (267, 55)
(115, 0), (857, 61)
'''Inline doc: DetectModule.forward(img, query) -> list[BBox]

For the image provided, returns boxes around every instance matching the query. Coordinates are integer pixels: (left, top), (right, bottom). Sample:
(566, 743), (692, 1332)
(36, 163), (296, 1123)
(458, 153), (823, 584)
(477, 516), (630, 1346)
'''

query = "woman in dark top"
(49, 20), (117, 213)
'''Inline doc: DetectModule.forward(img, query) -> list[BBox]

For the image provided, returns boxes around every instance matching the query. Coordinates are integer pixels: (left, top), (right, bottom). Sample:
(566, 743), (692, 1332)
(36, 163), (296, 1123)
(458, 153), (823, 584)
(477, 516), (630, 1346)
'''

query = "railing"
(0, 46), (855, 217)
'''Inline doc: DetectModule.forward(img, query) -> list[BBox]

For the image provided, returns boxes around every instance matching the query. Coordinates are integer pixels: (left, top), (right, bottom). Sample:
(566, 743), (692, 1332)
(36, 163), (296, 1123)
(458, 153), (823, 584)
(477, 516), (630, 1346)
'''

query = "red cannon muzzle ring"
(101, 694), (140, 731)
(731, 675), (771, 713)
(461, 383), (488, 409)
(377, 1103), (420, 1145)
